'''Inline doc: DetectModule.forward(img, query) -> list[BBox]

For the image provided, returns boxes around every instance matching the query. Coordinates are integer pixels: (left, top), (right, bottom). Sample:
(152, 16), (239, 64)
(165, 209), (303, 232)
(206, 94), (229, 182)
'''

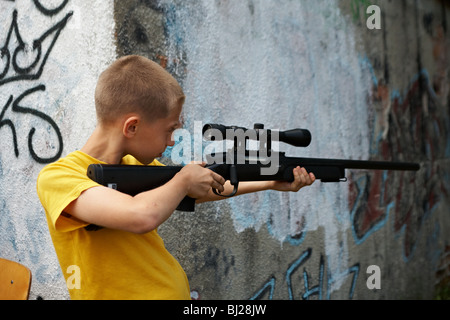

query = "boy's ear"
(123, 116), (140, 138)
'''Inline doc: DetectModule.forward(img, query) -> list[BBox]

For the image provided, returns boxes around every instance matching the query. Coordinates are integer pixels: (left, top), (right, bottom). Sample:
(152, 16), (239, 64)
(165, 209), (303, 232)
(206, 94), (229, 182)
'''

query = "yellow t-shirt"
(36, 151), (190, 300)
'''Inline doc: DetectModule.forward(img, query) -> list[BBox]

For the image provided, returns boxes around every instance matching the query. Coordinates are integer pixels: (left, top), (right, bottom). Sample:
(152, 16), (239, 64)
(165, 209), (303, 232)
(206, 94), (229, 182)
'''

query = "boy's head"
(95, 55), (185, 125)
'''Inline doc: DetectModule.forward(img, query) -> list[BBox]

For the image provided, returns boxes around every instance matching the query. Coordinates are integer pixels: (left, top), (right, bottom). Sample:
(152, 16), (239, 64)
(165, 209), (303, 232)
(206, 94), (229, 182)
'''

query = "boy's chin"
(134, 156), (155, 165)
(137, 153), (163, 165)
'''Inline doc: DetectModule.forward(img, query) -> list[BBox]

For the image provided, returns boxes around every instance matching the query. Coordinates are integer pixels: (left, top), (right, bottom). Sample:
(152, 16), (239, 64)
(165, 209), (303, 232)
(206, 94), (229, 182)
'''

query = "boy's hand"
(178, 162), (226, 199)
(270, 166), (315, 192)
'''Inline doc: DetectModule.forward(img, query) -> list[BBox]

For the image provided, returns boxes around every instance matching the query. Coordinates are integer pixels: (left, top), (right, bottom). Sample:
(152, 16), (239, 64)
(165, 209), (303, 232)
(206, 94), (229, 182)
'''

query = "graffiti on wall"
(188, 242), (364, 300)
(0, 1), (72, 163)
(351, 55), (450, 260)
(249, 248), (360, 300)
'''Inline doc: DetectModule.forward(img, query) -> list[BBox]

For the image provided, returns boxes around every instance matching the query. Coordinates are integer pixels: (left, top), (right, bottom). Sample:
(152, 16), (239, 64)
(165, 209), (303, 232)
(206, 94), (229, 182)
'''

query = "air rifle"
(87, 123), (420, 212)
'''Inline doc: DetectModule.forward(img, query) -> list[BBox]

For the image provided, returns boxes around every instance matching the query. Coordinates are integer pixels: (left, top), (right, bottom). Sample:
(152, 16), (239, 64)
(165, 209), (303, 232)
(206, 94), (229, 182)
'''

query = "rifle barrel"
(284, 157), (420, 171)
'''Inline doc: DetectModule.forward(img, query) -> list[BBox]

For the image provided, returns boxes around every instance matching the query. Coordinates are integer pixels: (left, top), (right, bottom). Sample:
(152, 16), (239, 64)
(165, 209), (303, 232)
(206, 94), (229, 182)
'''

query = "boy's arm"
(196, 166), (315, 203)
(64, 163), (225, 234)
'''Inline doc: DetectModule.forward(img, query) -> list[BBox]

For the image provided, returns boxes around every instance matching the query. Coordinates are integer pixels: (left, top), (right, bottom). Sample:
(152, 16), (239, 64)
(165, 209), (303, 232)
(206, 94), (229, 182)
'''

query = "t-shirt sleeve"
(36, 163), (100, 232)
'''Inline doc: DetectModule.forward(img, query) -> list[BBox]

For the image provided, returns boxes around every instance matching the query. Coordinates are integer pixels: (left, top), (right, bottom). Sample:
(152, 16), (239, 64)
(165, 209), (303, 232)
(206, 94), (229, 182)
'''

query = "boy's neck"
(81, 126), (125, 164)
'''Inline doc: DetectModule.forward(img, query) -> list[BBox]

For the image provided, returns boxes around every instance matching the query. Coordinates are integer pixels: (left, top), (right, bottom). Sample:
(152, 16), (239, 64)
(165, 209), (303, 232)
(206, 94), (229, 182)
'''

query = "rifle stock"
(87, 164), (197, 211)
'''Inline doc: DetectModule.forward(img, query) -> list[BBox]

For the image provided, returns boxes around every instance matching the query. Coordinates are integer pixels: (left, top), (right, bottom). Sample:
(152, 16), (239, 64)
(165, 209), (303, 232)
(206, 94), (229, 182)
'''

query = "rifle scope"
(202, 123), (312, 147)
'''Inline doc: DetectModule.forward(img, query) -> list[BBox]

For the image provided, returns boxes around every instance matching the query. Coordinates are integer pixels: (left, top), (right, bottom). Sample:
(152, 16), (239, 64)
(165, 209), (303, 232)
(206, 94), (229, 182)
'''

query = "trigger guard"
(213, 183), (238, 197)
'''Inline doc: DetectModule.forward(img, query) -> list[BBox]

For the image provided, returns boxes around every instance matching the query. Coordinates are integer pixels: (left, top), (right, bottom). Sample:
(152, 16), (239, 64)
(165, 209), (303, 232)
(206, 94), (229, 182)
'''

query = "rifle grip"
(176, 196), (195, 212)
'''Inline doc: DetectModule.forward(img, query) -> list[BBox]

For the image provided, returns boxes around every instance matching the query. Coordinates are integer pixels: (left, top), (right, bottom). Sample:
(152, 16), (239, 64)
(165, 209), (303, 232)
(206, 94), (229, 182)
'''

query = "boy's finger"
(212, 181), (225, 193)
(190, 161), (206, 166)
(212, 172), (226, 185)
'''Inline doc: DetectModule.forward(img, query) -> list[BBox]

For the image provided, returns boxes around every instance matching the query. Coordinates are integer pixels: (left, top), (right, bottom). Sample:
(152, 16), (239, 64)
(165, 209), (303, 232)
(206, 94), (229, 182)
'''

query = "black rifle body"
(87, 153), (420, 212)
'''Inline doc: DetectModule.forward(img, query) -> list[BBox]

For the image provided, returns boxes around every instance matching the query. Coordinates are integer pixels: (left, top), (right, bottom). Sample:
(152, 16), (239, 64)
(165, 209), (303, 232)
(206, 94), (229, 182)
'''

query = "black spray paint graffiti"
(0, 3), (72, 163)
(1, 85), (63, 163)
(1, 0), (69, 16)
(33, 0), (69, 16)
(0, 10), (73, 85)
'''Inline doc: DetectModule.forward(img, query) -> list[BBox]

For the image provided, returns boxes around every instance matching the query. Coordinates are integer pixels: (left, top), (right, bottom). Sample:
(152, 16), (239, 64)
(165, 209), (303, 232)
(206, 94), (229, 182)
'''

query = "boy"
(36, 55), (315, 300)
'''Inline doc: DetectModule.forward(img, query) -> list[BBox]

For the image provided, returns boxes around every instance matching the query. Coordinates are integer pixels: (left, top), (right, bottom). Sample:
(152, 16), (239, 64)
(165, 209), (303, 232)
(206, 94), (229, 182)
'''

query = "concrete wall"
(0, 0), (449, 299)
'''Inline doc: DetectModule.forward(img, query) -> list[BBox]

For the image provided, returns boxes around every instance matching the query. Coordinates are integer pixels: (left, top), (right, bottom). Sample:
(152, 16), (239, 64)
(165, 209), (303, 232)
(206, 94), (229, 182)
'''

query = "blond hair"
(95, 55), (185, 124)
